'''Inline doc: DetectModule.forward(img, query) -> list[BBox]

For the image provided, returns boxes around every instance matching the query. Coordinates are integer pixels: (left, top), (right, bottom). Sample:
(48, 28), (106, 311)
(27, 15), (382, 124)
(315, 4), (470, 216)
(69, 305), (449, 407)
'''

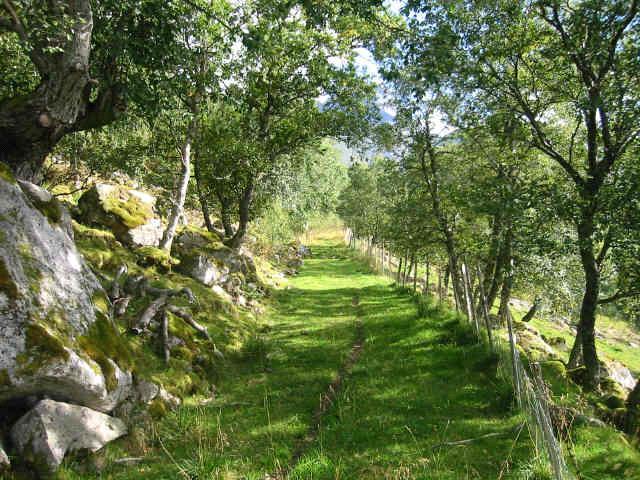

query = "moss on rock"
(0, 257), (18, 299)
(0, 162), (16, 184)
(91, 290), (111, 318)
(78, 184), (155, 232)
(31, 196), (64, 225)
(17, 323), (71, 375)
(78, 317), (133, 391)
(135, 246), (180, 271)
(0, 369), (12, 387)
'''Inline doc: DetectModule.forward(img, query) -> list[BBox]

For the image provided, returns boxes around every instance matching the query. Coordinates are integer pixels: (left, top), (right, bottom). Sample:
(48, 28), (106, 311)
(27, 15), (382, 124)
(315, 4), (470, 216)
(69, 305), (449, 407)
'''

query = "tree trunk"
(498, 259), (514, 327)
(568, 328), (583, 369)
(193, 155), (215, 232)
(412, 254), (417, 292)
(574, 209), (601, 390)
(1, 0), (123, 182)
(219, 199), (235, 238)
(424, 262), (429, 295)
(397, 256), (403, 284)
(159, 116), (197, 252)
(226, 180), (255, 249)
(625, 380), (640, 437)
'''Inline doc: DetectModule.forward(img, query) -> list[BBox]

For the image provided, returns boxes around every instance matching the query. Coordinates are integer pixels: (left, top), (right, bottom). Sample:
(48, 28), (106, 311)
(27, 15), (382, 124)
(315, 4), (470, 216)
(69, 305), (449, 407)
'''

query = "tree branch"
(598, 0), (639, 80)
(598, 290), (640, 305)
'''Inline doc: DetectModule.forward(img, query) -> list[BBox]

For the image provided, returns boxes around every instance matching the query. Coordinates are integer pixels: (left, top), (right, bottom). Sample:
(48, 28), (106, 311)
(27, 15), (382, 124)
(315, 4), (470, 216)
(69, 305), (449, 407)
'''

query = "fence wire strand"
(345, 228), (573, 480)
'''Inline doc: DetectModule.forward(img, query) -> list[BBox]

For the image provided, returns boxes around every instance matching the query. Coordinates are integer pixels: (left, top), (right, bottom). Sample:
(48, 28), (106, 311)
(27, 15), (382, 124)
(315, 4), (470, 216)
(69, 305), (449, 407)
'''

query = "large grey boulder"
(179, 254), (226, 286)
(77, 183), (163, 247)
(174, 229), (230, 286)
(11, 399), (127, 476)
(0, 176), (131, 412)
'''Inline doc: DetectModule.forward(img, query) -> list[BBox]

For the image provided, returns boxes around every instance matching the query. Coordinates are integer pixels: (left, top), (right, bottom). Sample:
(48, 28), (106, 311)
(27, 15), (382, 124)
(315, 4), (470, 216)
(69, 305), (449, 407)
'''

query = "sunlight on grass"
(56, 236), (640, 480)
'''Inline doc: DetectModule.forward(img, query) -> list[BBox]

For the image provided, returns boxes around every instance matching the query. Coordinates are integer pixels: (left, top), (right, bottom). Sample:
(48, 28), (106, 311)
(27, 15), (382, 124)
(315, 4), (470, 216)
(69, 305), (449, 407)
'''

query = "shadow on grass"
(61, 241), (538, 480)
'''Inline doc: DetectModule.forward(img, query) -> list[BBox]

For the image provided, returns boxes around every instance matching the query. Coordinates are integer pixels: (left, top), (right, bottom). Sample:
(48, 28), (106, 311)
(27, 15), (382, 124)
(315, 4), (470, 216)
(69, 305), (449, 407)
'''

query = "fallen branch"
(166, 305), (210, 339)
(431, 423), (525, 450)
(132, 294), (169, 334)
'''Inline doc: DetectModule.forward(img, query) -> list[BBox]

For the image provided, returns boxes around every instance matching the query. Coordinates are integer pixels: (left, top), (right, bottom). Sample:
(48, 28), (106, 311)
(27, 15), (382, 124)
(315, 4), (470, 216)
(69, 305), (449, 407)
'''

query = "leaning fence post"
(475, 266), (495, 351)
(505, 306), (522, 405)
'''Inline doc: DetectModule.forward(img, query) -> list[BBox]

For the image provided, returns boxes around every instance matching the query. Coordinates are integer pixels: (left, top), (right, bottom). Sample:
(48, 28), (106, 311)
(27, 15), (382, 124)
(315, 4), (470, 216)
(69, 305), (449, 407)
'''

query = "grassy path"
(61, 232), (640, 480)
(72, 235), (535, 479)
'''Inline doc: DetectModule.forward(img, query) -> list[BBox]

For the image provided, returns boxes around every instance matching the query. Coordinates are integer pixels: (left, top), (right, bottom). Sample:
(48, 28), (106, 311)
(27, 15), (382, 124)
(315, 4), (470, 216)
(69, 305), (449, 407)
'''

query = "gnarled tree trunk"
(0, 0), (122, 182)
(226, 179), (255, 250)
(571, 203), (601, 389)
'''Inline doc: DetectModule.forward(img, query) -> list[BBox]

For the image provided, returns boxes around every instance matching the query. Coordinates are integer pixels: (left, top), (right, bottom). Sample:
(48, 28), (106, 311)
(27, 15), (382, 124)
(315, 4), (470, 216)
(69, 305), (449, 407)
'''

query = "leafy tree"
(195, 2), (378, 249)
(0, 0), (190, 181)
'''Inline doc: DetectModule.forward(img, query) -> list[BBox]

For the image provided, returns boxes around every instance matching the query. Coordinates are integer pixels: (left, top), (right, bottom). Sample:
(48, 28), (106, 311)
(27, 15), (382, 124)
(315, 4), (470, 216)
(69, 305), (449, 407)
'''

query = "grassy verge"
(53, 230), (640, 479)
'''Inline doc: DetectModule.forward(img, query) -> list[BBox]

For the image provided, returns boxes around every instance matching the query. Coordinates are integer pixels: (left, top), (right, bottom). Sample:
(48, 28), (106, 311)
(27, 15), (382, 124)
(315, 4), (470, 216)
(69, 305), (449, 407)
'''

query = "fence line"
(344, 227), (573, 480)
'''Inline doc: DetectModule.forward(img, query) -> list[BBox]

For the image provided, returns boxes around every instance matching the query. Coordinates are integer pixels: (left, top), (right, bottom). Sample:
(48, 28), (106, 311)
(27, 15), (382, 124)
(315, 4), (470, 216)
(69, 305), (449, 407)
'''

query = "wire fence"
(344, 228), (573, 480)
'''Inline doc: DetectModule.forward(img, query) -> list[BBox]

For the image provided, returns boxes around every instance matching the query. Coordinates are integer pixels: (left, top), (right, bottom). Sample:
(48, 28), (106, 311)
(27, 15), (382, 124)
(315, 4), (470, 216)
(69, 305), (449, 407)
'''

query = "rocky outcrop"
(174, 229), (258, 292)
(17, 180), (74, 239)
(11, 399), (127, 476)
(0, 177), (131, 412)
(179, 253), (225, 286)
(77, 183), (163, 247)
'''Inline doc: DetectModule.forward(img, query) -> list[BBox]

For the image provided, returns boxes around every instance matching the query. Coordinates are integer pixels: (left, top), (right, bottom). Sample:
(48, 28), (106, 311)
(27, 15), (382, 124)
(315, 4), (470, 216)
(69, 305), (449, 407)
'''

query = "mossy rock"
(0, 162), (16, 184)
(135, 246), (180, 271)
(79, 184), (153, 229)
(601, 377), (627, 399)
(603, 394), (627, 410)
(77, 184), (162, 246)
(16, 323), (71, 376)
(0, 257), (19, 299)
(0, 369), (12, 387)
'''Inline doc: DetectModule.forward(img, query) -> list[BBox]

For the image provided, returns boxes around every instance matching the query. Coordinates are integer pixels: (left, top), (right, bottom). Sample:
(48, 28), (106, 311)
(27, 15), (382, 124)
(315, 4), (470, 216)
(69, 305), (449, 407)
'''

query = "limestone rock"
(157, 387), (181, 410)
(135, 379), (160, 405)
(11, 399), (127, 476)
(0, 177), (131, 412)
(77, 183), (163, 247)
(17, 180), (74, 239)
(178, 253), (225, 286)
(173, 228), (260, 289)
(604, 360), (637, 392)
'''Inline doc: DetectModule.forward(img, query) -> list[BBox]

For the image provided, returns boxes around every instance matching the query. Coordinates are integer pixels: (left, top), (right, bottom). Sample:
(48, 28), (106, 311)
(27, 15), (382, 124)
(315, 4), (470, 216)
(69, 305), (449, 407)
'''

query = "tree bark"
(219, 198), (235, 237)
(0, 0), (123, 182)
(159, 115), (197, 252)
(573, 206), (601, 389)
(412, 254), (417, 292)
(424, 261), (430, 295)
(226, 179), (255, 249)
(194, 155), (215, 232)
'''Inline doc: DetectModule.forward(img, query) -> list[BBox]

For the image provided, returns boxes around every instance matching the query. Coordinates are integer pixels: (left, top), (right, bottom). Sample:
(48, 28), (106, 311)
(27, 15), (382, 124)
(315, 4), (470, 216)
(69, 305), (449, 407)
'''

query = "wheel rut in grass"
(273, 295), (366, 479)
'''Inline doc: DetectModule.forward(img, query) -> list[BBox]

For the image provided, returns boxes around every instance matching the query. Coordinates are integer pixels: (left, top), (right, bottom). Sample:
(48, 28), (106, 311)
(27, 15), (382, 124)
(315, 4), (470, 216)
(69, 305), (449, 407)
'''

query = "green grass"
(44, 231), (640, 479)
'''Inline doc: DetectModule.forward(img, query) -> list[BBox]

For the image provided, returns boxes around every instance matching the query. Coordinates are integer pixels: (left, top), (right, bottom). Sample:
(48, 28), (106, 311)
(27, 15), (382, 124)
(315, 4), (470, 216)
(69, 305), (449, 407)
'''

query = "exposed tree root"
(102, 264), (209, 365)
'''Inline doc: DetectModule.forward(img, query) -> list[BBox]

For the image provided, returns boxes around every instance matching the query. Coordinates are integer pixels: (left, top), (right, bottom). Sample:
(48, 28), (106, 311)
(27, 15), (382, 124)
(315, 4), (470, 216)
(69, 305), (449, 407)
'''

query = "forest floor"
(61, 229), (640, 480)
